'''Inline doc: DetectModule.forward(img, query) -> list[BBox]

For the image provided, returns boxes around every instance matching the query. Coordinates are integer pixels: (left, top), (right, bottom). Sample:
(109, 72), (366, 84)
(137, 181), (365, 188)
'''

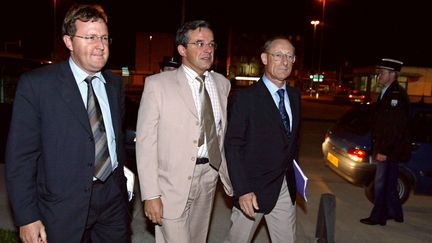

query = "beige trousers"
(224, 178), (296, 243)
(155, 163), (218, 243)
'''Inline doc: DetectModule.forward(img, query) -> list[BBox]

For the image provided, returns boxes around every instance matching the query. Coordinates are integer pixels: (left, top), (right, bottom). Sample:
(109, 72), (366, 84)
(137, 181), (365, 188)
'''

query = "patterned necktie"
(85, 76), (112, 181)
(277, 89), (291, 135)
(197, 76), (222, 170)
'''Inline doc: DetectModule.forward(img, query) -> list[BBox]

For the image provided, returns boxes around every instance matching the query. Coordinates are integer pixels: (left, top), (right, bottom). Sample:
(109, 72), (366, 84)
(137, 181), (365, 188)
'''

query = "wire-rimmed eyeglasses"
(187, 41), (217, 50)
(72, 35), (112, 45)
(267, 52), (296, 63)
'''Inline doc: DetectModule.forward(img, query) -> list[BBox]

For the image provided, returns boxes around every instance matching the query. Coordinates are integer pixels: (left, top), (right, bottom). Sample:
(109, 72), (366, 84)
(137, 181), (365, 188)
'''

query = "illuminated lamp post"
(310, 20), (320, 73)
(318, 0), (326, 75)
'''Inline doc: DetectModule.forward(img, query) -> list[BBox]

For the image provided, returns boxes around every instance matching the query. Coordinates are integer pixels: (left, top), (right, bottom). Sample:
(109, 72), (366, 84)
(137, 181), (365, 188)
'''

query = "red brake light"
(347, 148), (367, 161)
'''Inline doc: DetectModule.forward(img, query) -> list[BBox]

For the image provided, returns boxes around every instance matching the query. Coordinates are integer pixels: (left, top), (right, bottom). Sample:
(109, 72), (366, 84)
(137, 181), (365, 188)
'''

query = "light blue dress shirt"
(262, 75), (293, 131)
(69, 58), (118, 171)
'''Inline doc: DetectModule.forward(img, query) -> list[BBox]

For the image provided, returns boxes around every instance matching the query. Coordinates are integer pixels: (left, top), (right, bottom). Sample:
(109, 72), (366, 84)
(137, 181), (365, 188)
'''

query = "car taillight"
(347, 148), (367, 162)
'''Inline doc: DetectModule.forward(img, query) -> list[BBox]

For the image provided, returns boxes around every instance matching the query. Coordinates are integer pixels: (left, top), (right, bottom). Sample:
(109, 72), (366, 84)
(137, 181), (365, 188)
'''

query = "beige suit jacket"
(136, 66), (233, 219)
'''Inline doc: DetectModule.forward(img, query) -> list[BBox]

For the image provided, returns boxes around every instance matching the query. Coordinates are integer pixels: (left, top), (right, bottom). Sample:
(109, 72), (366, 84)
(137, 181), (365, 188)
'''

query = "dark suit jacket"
(5, 61), (129, 241)
(373, 80), (411, 162)
(225, 80), (301, 214)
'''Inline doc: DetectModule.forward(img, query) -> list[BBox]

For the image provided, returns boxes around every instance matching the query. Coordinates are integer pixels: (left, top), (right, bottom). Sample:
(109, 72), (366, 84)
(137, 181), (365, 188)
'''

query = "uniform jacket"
(373, 80), (411, 162)
(135, 67), (233, 219)
(224, 80), (301, 214)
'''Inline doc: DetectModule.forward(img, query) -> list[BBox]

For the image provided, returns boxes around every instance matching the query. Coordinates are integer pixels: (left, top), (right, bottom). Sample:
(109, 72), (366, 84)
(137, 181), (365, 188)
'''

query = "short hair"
(262, 36), (295, 53)
(175, 20), (211, 47)
(62, 4), (108, 37)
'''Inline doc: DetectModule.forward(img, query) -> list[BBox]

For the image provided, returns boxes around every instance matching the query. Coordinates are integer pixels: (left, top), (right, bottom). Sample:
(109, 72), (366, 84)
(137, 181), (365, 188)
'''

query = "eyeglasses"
(187, 41), (217, 50)
(72, 35), (112, 45)
(267, 52), (296, 63)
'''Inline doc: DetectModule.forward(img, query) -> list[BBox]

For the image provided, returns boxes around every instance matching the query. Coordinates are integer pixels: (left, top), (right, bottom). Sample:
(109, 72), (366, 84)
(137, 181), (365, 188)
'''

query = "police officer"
(360, 58), (410, 226)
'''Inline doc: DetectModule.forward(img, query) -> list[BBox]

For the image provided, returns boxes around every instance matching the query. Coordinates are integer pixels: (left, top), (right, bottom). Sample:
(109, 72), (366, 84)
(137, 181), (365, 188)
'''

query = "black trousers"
(82, 169), (131, 243)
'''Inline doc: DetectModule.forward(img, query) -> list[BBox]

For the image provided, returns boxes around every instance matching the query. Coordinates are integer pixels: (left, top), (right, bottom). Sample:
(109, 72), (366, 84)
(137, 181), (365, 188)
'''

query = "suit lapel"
(255, 81), (287, 135)
(55, 62), (92, 135)
(102, 71), (120, 139)
(210, 73), (227, 127)
(176, 69), (199, 118)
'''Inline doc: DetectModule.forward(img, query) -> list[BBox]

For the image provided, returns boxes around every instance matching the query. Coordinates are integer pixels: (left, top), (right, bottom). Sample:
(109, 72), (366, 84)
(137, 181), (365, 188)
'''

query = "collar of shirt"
(262, 74), (286, 106)
(182, 64), (212, 112)
(182, 64), (209, 83)
(69, 57), (105, 86)
(380, 85), (389, 99)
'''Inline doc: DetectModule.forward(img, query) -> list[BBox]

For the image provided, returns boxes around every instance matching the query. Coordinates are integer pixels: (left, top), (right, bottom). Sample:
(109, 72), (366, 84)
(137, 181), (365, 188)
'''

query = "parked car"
(333, 89), (369, 104)
(322, 102), (432, 204)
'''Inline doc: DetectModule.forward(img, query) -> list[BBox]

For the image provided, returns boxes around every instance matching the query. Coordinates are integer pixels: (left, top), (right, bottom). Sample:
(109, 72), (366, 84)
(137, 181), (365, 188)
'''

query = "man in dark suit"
(5, 4), (130, 243)
(360, 58), (410, 226)
(224, 37), (301, 243)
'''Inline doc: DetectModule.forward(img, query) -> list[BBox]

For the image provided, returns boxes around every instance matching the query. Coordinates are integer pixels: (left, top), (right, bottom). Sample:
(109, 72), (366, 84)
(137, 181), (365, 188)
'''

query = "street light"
(310, 20), (320, 73)
(318, 0), (326, 74)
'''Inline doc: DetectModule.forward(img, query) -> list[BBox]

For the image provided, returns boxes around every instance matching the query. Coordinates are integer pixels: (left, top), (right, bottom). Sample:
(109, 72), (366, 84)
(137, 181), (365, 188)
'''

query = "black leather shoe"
(388, 217), (404, 223)
(360, 217), (386, 226)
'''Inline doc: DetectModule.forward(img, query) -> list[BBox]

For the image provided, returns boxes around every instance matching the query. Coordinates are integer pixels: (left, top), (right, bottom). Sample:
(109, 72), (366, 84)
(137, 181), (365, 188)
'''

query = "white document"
(293, 159), (308, 202)
(124, 166), (135, 201)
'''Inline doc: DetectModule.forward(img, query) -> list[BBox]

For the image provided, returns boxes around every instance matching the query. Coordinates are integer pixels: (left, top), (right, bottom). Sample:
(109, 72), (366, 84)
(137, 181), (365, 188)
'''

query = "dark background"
(1, 0), (431, 70)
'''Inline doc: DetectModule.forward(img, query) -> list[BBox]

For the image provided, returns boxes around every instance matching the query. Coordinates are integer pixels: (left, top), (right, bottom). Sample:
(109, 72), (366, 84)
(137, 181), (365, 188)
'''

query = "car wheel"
(364, 173), (412, 205)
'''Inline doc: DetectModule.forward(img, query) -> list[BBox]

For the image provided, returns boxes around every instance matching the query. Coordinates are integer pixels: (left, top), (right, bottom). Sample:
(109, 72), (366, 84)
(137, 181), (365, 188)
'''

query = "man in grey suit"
(224, 37), (301, 243)
(5, 4), (130, 243)
(136, 20), (232, 243)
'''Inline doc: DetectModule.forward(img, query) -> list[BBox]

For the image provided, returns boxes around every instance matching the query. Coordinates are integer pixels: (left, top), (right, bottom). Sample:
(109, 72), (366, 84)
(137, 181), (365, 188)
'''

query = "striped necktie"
(85, 76), (112, 181)
(197, 76), (222, 170)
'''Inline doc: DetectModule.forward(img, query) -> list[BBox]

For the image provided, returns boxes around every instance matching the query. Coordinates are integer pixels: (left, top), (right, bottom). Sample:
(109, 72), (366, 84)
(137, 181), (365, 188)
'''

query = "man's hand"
(239, 192), (259, 218)
(19, 220), (47, 243)
(144, 198), (163, 225)
(376, 153), (387, 161)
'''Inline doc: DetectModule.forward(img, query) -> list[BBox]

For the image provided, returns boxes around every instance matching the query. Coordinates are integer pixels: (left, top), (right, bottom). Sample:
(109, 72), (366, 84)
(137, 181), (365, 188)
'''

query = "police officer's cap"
(160, 56), (181, 68)
(377, 58), (403, 72)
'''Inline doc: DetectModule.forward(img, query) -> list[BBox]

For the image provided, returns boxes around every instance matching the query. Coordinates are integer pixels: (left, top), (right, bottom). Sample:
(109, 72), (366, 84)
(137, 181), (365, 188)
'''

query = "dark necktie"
(197, 77), (222, 170)
(85, 76), (112, 181)
(277, 89), (291, 135)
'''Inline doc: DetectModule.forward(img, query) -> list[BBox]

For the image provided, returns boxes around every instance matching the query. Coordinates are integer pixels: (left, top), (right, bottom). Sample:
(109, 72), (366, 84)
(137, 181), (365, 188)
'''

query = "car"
(318, 84), (330, 94)
(333, 89), (369, 104)
(322, 102), (432, 204)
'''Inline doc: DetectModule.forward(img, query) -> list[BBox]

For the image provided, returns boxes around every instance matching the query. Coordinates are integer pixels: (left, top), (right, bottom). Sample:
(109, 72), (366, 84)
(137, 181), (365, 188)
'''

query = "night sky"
(1, 0), (431, 70)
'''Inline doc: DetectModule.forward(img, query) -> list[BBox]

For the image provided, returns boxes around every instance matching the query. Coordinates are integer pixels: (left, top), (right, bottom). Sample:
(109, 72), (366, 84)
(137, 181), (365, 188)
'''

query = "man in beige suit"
(136, 20), (232, 243)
